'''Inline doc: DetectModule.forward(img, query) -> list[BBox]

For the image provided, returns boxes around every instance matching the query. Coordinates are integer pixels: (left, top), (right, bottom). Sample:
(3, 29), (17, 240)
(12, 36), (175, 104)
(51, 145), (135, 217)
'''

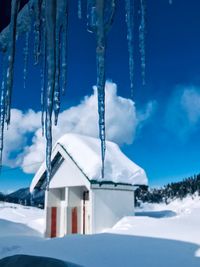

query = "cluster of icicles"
(0, 0), (146, 188)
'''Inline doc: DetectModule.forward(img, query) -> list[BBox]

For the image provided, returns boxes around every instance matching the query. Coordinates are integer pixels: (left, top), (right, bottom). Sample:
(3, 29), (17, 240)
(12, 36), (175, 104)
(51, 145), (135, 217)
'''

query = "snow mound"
(0, 202), (45, 235)
(0, 255), (82, 267)
(110, 195), (200, 245)
(0, 219), (40, 237)
(0, 234), (199, 267)
(57, 133), (147, 185)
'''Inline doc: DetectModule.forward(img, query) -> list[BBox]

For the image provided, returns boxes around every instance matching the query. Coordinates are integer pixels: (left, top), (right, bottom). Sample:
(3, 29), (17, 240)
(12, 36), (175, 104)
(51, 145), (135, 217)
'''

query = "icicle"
(23, 0), (33, 90)
(33, 0), (42, 65)
(96, 1), (106, 179)
(104, 0), (115, 33)
(87, 0), (97, 33)
(87, 0), (106, 178)
(0, 56), (6, 167)
(5, 0), (20, 126)
(41, 80), (45, 136)
(78, 0), (82, 19)
(139, 0), (146, 85)
(28, 1), (33, 14)
(40, 0), (46, 136)
(96, 1), (115, 179)
(125, 0), (134, 97)
(45, 0), (57, 187)
(23, 31), (29, 89)
(61, 1), (68, 95)
(41, 51), (46, 136)
(87, 0), (116, 179)
(53, 1), (63, 125)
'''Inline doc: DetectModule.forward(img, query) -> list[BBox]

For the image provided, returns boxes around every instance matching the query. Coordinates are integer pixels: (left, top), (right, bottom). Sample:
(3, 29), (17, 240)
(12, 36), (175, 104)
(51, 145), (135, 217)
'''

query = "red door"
(72, 207), (78, 234)
(51, 207), (57, 238)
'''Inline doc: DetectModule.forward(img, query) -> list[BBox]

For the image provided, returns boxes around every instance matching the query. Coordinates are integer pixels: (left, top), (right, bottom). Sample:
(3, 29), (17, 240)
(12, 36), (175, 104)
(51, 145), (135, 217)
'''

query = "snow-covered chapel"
(30, 133), (147, 238)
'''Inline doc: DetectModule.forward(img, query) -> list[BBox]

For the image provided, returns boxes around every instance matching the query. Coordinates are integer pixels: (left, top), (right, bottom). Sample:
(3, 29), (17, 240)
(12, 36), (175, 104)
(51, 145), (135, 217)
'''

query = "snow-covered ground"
(0, 202), (45, 236)
(110, 195), (200, 245)
(0, 197), (200, 266)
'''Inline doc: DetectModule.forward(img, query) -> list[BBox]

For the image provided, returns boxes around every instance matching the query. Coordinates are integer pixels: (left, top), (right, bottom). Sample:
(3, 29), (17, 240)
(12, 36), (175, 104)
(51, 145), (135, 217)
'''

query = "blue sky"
(1, 0), (200, 192)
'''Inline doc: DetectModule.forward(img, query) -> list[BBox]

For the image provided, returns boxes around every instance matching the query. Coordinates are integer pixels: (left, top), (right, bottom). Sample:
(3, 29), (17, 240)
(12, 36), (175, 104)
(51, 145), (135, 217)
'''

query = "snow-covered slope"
(0, 202), (44, 236)
(0, 255), (81, 267)
(109, 195), (200, 245)
(0, 198), (200, 267)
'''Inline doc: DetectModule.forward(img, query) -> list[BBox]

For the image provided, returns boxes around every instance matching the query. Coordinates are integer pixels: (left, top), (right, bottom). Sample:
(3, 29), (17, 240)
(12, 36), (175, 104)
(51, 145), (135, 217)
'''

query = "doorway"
(67, 186), (90, 234)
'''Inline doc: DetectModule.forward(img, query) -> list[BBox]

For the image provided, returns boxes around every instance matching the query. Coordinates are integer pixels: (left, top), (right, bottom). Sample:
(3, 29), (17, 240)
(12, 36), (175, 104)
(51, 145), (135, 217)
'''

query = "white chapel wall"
(92, 188), (134, 233)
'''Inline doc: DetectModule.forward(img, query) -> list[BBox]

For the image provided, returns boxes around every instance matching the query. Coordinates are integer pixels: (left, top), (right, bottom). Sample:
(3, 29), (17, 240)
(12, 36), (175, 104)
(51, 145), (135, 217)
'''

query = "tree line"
(135, 173), (200, 206)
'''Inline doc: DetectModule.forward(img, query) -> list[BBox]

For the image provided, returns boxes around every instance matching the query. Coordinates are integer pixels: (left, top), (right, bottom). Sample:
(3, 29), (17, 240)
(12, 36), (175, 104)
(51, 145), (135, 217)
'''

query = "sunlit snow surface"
(0, 197), (200, 267)
(110, 195), (200, 245)
(0, 202), (44, 237)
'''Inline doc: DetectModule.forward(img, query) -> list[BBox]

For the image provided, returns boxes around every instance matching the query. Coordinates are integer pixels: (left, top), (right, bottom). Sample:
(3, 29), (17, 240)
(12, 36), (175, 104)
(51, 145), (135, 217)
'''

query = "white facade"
(91, 184), (134, 233)
(30, 134), (147, 238)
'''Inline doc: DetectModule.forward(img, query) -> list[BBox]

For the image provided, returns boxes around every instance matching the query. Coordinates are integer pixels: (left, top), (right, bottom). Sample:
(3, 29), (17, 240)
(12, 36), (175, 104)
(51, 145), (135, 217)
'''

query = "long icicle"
(0, 56), (6, 167)
(97, 1), (115, 178)
(61, 1), (68, 95)
(96, 0), (106, 179)
(54, 1), (63, 125)
(5, 0), (20, 126)
(41, 43), (46, 136)
(87, 0), (97, 33)
(23, 0), (32, 90)
(41, 72), (45, 136)
(87, 0), (115, 179)
(104, 0), (115, 33)
(33, 0), (42, 65)
(41, 0), (46, 136)
(45, 0), (57, 188)
(139, 0), (146, 85)
(23, 31), (30, 89)
(78, 0), (82, 19)
(125, 0), (134, 97)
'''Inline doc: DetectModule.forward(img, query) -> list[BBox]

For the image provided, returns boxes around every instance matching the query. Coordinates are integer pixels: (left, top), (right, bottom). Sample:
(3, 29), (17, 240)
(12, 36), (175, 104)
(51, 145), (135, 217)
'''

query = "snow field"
(0, 197), (199, 266)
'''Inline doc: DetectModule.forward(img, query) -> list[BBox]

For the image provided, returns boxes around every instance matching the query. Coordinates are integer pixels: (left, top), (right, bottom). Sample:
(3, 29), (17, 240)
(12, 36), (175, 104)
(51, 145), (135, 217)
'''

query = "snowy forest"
(135, 174), (200, 206)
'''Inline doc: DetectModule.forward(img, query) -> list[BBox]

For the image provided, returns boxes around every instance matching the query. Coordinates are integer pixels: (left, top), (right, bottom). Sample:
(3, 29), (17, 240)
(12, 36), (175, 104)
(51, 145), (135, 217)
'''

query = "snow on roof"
(58, 134), (147, 185)
(30, 133), (147, 192)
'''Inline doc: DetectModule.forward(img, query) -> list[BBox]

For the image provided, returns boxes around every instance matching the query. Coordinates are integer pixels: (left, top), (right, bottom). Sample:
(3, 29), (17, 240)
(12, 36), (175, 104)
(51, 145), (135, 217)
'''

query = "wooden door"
(51, 207), (57, 238)
(71, 207), (78, 234)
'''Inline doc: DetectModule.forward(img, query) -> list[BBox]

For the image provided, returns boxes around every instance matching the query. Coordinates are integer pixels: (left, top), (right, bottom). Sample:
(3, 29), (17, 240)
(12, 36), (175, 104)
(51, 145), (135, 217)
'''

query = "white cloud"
(181, 88), (200, 124)
(3, 109), (41, 167)
(136, 101), (157, 129)
(3, 81), (154, 173)
(165, 86), (200, 138)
